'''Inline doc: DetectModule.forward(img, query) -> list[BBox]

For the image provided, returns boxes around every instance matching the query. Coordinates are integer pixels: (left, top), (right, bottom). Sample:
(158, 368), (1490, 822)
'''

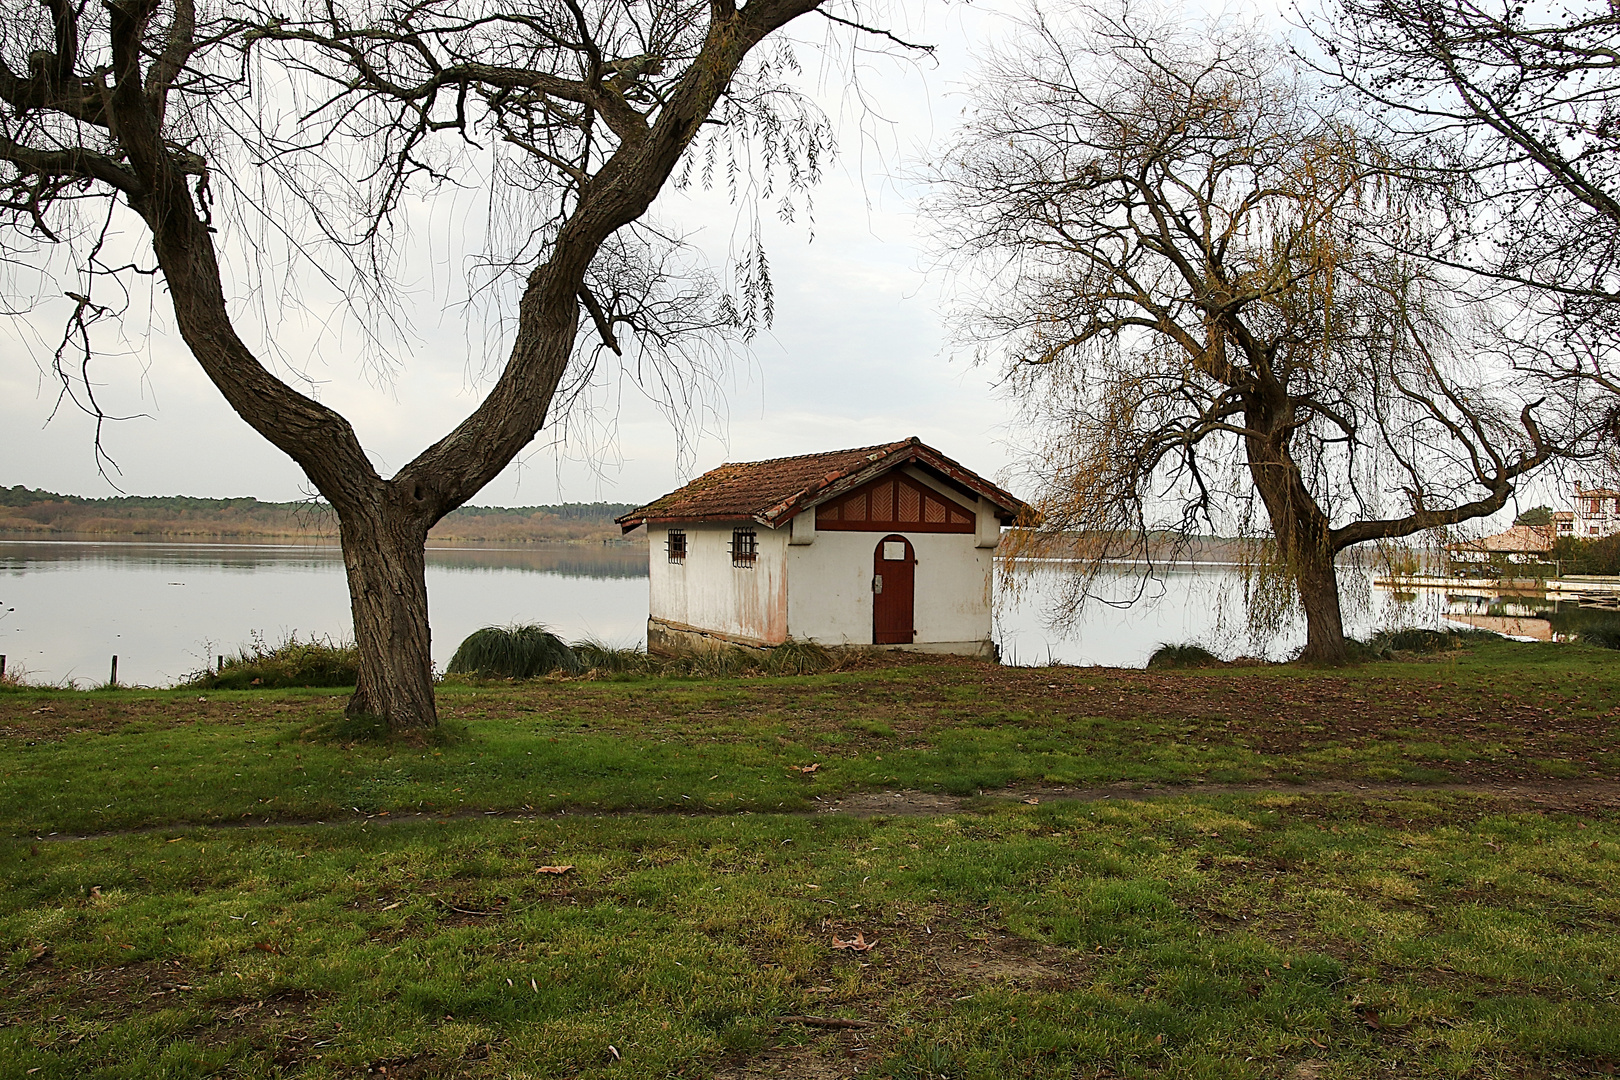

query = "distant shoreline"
(0, 486), (638, 545)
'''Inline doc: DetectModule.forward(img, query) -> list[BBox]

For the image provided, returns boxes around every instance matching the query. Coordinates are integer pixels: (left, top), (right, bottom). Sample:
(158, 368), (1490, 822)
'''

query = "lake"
(0, 538), (1446, 687)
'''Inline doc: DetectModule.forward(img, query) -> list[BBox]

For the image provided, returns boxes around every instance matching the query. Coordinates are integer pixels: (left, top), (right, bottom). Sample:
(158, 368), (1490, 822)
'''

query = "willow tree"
(1308, 0), (1620, 440)
(0, 0), (852, 729)
(926, 5), (1551, 663)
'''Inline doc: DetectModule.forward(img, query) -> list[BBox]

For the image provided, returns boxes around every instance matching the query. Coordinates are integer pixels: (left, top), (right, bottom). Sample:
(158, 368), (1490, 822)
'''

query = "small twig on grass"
(434, 898), (504, 917)
(775, 1015), (876, 1030)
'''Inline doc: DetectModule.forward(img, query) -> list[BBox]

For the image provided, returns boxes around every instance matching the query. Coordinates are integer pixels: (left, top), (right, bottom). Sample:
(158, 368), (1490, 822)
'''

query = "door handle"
(872, 575), (883, 594)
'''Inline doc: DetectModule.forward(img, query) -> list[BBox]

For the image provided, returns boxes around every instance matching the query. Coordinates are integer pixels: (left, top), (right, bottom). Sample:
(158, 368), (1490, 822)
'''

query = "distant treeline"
(0, 485), (639, 542)
(1554, 535), (1620, 576)
(440, 501), (637, 522)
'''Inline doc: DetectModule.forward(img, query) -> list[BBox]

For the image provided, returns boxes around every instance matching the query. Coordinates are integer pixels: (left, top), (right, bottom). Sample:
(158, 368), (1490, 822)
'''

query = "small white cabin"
(616, 438), (1025, 658)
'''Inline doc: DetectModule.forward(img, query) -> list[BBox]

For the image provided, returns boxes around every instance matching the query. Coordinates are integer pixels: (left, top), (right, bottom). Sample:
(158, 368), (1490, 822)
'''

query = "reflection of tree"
(928, 6), (1550, 662)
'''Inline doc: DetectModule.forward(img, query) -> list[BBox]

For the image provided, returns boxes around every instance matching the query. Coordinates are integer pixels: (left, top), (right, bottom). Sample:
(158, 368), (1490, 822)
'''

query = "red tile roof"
(1445, 524), (1554, 554)
(617, 437), (1025, 531)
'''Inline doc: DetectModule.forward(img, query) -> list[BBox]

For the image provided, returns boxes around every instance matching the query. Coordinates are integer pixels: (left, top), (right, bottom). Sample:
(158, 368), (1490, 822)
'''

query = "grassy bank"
(1, 639), (1617, 1078)
(3, 638), (1617, 837)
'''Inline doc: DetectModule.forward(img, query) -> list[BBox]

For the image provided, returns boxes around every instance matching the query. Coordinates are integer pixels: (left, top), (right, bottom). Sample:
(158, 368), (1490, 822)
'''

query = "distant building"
(616, 438), (1025, 658)
(1445, 524), (1554, 572)
(1573, 484), (1620, 538)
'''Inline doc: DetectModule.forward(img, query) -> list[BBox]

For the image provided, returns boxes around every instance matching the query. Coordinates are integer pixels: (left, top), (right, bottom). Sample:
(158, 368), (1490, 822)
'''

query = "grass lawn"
(1, 637), (1617, 1078)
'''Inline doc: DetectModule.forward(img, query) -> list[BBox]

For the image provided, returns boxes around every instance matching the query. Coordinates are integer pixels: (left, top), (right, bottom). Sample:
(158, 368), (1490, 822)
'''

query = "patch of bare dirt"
(820, 790), (965, 817)
(712, 1042), (861, 1080)
(927, 933), (1081, 989)
(817, 778), (1620, 818)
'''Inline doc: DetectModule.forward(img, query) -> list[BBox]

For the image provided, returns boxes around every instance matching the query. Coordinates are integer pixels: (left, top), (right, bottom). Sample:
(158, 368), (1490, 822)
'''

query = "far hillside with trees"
(0, 486), (635, 543)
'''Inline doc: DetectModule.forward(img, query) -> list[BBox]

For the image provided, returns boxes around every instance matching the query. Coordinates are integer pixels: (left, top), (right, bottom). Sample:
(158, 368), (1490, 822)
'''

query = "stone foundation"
(646, 618), (997, 661)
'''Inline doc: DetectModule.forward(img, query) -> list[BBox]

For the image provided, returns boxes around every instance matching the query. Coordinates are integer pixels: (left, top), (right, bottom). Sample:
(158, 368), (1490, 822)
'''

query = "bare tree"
(0, 0), (866, 729)
(925, 5), (1551, 663)
(1306, 0), (1620, 445)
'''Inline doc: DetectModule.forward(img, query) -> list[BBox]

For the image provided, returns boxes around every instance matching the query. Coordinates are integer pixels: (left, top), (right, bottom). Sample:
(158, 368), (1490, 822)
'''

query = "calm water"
(0, 539), (1443, 686)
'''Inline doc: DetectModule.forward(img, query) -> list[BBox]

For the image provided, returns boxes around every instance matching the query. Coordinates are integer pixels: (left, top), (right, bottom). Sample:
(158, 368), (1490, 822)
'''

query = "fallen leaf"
(26, 944), (47, 964)
(536, 865), (575, 875)
(607, 1045), (621, 1061)
(253, 942), (282, 955)
(795, 763), (821, 774)
(831, 932), (876, 952)
(1023, 796), (1040, 805)
(89, 886), (102, 899)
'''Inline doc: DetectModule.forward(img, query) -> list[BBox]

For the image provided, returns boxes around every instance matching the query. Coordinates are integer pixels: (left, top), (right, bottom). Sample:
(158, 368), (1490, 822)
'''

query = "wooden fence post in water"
(109, 655), (118, 687)
(218, 655), (224, 674)
(1, 655), (6, 681)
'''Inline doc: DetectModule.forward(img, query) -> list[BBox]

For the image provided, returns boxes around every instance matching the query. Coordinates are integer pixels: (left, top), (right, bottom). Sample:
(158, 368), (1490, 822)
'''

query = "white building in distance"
(1565, 484), (1620, 539)
(616, 438), (1025, 658)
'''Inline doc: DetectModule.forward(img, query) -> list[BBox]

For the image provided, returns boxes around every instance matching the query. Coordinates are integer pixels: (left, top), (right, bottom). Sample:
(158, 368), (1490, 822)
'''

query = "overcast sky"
(1, 0), (1041, 508)
(0, 0), (1573, 522)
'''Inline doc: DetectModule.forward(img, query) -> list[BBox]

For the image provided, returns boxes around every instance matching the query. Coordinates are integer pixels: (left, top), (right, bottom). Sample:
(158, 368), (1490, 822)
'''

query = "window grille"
(731, 528), (757, 567)
(667, 529), (686, 564)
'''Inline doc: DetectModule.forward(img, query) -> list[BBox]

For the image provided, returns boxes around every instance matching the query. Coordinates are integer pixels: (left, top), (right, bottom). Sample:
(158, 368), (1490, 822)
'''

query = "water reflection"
(3, 538), (1574, 686)
(0, 537), (647, 578)
(0, 538), (647, 687)
(993, 563), (1449, 667)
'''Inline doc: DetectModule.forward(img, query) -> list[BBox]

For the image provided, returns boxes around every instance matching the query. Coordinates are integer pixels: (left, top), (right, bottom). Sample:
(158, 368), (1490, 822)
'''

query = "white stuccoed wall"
(785, 530), (992, 648)
(643, 465), (1004, 655)
(648, 522), (790, 646)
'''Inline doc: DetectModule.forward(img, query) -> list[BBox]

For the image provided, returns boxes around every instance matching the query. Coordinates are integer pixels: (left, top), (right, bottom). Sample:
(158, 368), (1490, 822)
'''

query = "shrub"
(447, 624), (582, 679)
(569, 637), (847, 679)
(1146, 642), (1222, 669)
(189, 632), (358, 689)
(1357, 627), (1498, 660)
(571, 639), (654, 675)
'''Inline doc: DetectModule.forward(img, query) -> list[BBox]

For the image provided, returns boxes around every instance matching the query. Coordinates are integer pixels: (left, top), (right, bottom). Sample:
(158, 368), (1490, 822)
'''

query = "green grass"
(3, 636), (1617, 837)
(1, 635), (1618, 1077)
(2, 796), (1616, 1078)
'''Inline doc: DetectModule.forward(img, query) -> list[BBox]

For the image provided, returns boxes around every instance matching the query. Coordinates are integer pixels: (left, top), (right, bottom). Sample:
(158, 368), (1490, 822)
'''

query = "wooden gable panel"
(815, 473), (975, 533)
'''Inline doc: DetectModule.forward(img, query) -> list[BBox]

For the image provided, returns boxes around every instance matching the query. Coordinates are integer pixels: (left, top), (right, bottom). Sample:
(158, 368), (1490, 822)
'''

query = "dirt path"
(822, 777), (1620, 816)
(27, 777), (1620, 842)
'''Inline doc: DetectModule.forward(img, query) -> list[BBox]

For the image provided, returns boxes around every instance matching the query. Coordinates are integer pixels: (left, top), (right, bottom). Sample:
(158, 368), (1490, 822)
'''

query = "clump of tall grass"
(447, 624), (582, 679)
(187, 632), (358, 689)
(1358, 626), (1497, 660)
(1545, 607), (1620, 649)
(568, 637), (848, 679)
(0, 659), (35, 691)
(1146, 642), (1222, 669)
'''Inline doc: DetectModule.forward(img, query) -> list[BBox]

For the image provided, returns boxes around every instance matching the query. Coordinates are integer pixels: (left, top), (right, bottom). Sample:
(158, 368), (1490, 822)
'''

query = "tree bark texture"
(1244, 397), (1352, 665)
(340, 502), (436, 727)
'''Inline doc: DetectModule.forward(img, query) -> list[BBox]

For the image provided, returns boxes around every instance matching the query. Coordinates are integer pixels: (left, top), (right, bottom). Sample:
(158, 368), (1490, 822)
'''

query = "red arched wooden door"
(873, 534), (916, 644)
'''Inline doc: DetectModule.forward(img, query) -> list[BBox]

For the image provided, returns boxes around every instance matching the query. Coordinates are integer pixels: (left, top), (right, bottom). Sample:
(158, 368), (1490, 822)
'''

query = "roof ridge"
(616, 436), (1020, 530)
(704, 437), (914, 470)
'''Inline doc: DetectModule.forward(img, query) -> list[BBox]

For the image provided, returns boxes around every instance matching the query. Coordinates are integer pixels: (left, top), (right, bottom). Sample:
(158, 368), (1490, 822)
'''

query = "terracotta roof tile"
(617, 437), (1024, 530)
(1446, 524), (1554, 554)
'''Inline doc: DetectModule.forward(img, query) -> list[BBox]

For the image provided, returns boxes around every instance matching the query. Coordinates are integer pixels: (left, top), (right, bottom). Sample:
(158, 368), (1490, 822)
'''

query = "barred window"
(731, 528), (757, 568)
(667, 529), (686, 564)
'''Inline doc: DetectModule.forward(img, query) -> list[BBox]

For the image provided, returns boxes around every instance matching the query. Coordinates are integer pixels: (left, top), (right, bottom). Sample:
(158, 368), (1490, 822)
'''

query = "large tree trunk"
(1294, 546), (1349, 664)
(1245, 399), (1353, 665)
(338, 504), (436, 730)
